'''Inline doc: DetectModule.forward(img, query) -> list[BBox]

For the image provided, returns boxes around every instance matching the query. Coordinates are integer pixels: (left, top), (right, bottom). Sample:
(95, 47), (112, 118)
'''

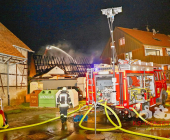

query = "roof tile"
(0, 23), (32, 58)
(118, 27), (170, 47)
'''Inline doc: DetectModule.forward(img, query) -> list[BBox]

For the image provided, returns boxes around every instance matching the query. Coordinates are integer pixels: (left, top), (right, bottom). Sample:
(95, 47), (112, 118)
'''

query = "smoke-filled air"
(36, 41), (102, 64)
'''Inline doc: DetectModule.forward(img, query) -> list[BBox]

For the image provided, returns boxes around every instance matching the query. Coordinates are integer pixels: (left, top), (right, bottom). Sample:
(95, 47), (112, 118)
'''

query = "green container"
(38, 90), (58, 107)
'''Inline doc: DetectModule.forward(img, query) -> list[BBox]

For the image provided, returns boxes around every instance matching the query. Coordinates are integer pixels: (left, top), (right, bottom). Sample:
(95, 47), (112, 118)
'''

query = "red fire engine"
(86, 59), (168, 118)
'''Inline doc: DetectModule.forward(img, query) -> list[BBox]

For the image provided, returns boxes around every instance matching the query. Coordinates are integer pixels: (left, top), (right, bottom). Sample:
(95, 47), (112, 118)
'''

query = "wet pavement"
(1, 99), (170, 139)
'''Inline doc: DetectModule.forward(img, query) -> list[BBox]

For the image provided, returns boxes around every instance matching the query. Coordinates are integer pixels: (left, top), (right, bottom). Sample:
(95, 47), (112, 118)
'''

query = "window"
(161, 72), (164, 80)
(158, 72), (162, 80)
(154, 71), (158, 81)
(125, 52), (132, 59)
(166, 72), (169, 80)
(119, 37), (125, 46)
(167, 51), (170, 56)
(146, 49), (160, 56)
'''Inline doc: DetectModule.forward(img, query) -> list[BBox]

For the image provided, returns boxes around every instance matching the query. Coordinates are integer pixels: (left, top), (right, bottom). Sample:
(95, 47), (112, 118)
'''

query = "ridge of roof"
(117, 27), (170, 47)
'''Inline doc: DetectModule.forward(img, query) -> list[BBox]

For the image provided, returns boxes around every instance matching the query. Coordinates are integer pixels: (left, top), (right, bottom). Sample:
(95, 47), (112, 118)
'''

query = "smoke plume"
(36, 41), (102, 64)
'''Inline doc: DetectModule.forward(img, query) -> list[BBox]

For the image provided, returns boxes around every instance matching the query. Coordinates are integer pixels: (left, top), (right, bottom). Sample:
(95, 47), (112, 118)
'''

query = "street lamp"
(101, 7), (122, 77)
(101, 7), (122, 95)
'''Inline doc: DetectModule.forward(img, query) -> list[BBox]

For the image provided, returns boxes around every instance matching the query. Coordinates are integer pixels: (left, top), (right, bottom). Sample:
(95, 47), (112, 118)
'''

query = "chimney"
(152, 29), (156, 35)
(146, 25), (149, 32)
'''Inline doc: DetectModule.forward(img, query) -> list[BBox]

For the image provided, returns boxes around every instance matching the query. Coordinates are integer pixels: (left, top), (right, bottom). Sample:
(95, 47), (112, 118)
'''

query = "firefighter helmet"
(62, 87), (67, 91)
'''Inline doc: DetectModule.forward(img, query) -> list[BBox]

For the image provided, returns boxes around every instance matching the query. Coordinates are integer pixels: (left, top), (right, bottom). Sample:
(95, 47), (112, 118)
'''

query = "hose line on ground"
(79, 103), (121, 131)
(0, 104), (83, 133)
(79, 102), (170, 140)
(131, 107), (170, 126)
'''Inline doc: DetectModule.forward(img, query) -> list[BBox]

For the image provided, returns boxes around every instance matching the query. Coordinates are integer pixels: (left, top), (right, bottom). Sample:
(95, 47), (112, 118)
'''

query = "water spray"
(45, 45), (77, 63)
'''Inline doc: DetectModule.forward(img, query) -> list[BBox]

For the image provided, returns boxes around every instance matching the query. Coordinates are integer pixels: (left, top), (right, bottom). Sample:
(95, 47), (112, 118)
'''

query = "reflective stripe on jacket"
(57, 91), (72, 107)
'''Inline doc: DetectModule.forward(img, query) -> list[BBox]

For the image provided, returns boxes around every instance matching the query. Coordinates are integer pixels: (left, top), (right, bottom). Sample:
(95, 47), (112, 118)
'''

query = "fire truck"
(86, 59), (168, 118)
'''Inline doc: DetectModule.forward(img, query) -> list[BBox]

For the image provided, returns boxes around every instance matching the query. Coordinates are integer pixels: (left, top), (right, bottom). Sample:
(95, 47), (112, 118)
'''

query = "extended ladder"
(87, 68), (95, 105)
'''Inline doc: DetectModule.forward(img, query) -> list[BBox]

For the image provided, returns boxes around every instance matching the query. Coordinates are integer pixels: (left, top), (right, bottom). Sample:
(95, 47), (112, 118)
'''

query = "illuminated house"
(101, 27), (170, 71)
(0, 23), (33, 105)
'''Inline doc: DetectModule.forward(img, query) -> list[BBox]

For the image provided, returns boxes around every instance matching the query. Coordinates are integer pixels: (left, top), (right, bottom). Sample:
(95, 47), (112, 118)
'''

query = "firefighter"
(57, 87), (73, 123)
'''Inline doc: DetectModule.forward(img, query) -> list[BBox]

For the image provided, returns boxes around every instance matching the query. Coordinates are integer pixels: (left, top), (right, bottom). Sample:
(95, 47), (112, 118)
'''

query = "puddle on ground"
(1, 107), (170, 139)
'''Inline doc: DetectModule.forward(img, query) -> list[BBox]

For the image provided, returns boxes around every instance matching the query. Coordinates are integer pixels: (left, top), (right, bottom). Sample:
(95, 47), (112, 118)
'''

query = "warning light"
(125, 110), (128, 114)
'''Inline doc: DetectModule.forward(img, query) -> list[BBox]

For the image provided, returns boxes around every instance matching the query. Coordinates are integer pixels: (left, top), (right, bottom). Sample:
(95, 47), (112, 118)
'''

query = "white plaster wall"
(0, 56), (28, 106)
(15, 47), (28, 58)
(0, 87), (27, 106)
(77, 77), (86, 98)
(41, 79), (77, 90)
(0, 63), (7, 73)
(47, 66), (64, 75)
(30, 82), (43, 93)
(0, 64), (27, 86)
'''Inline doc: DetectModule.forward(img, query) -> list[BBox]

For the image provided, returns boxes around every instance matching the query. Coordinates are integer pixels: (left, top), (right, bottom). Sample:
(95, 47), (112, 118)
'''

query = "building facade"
(0, 23), (33, 106)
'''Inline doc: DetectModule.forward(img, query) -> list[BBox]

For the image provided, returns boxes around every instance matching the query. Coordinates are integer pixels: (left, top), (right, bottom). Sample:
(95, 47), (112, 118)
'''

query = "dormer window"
(167, 51), (170, 56)
(119, 37), (125, 46)
(146, 49), (160, 56)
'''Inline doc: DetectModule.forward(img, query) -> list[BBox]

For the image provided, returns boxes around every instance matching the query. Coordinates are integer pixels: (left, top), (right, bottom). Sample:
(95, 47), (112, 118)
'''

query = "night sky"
(0, 0), (170, 63)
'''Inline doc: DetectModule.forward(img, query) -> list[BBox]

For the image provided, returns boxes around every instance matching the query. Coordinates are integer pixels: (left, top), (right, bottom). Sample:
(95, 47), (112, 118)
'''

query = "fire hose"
(0, 100), (170, 139)
(79, 102), (170, 140)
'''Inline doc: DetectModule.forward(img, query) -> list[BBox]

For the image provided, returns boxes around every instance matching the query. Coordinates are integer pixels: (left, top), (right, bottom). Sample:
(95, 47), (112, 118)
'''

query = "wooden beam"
(0, 74), (5, 98)
(16, 64), (17, 88)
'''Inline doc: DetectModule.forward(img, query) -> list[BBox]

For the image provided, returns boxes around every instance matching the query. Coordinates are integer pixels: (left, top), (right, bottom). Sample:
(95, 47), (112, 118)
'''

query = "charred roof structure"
(30, 55), (92, 78)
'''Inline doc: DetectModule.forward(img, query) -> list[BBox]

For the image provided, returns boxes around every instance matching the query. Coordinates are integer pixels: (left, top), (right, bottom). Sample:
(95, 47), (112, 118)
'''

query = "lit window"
(167, 51), (170, 56)
(146, 49), (160, 56)
(119, 37), (125, 46)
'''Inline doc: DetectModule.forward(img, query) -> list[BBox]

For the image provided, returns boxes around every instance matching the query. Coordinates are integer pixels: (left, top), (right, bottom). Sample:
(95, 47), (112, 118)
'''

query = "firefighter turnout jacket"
(57, 90), (72, 107)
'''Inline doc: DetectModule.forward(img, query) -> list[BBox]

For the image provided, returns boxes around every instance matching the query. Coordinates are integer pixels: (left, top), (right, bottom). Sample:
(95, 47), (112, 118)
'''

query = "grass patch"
(19, 102), (30, 107)
(5, 109), (22, 115)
